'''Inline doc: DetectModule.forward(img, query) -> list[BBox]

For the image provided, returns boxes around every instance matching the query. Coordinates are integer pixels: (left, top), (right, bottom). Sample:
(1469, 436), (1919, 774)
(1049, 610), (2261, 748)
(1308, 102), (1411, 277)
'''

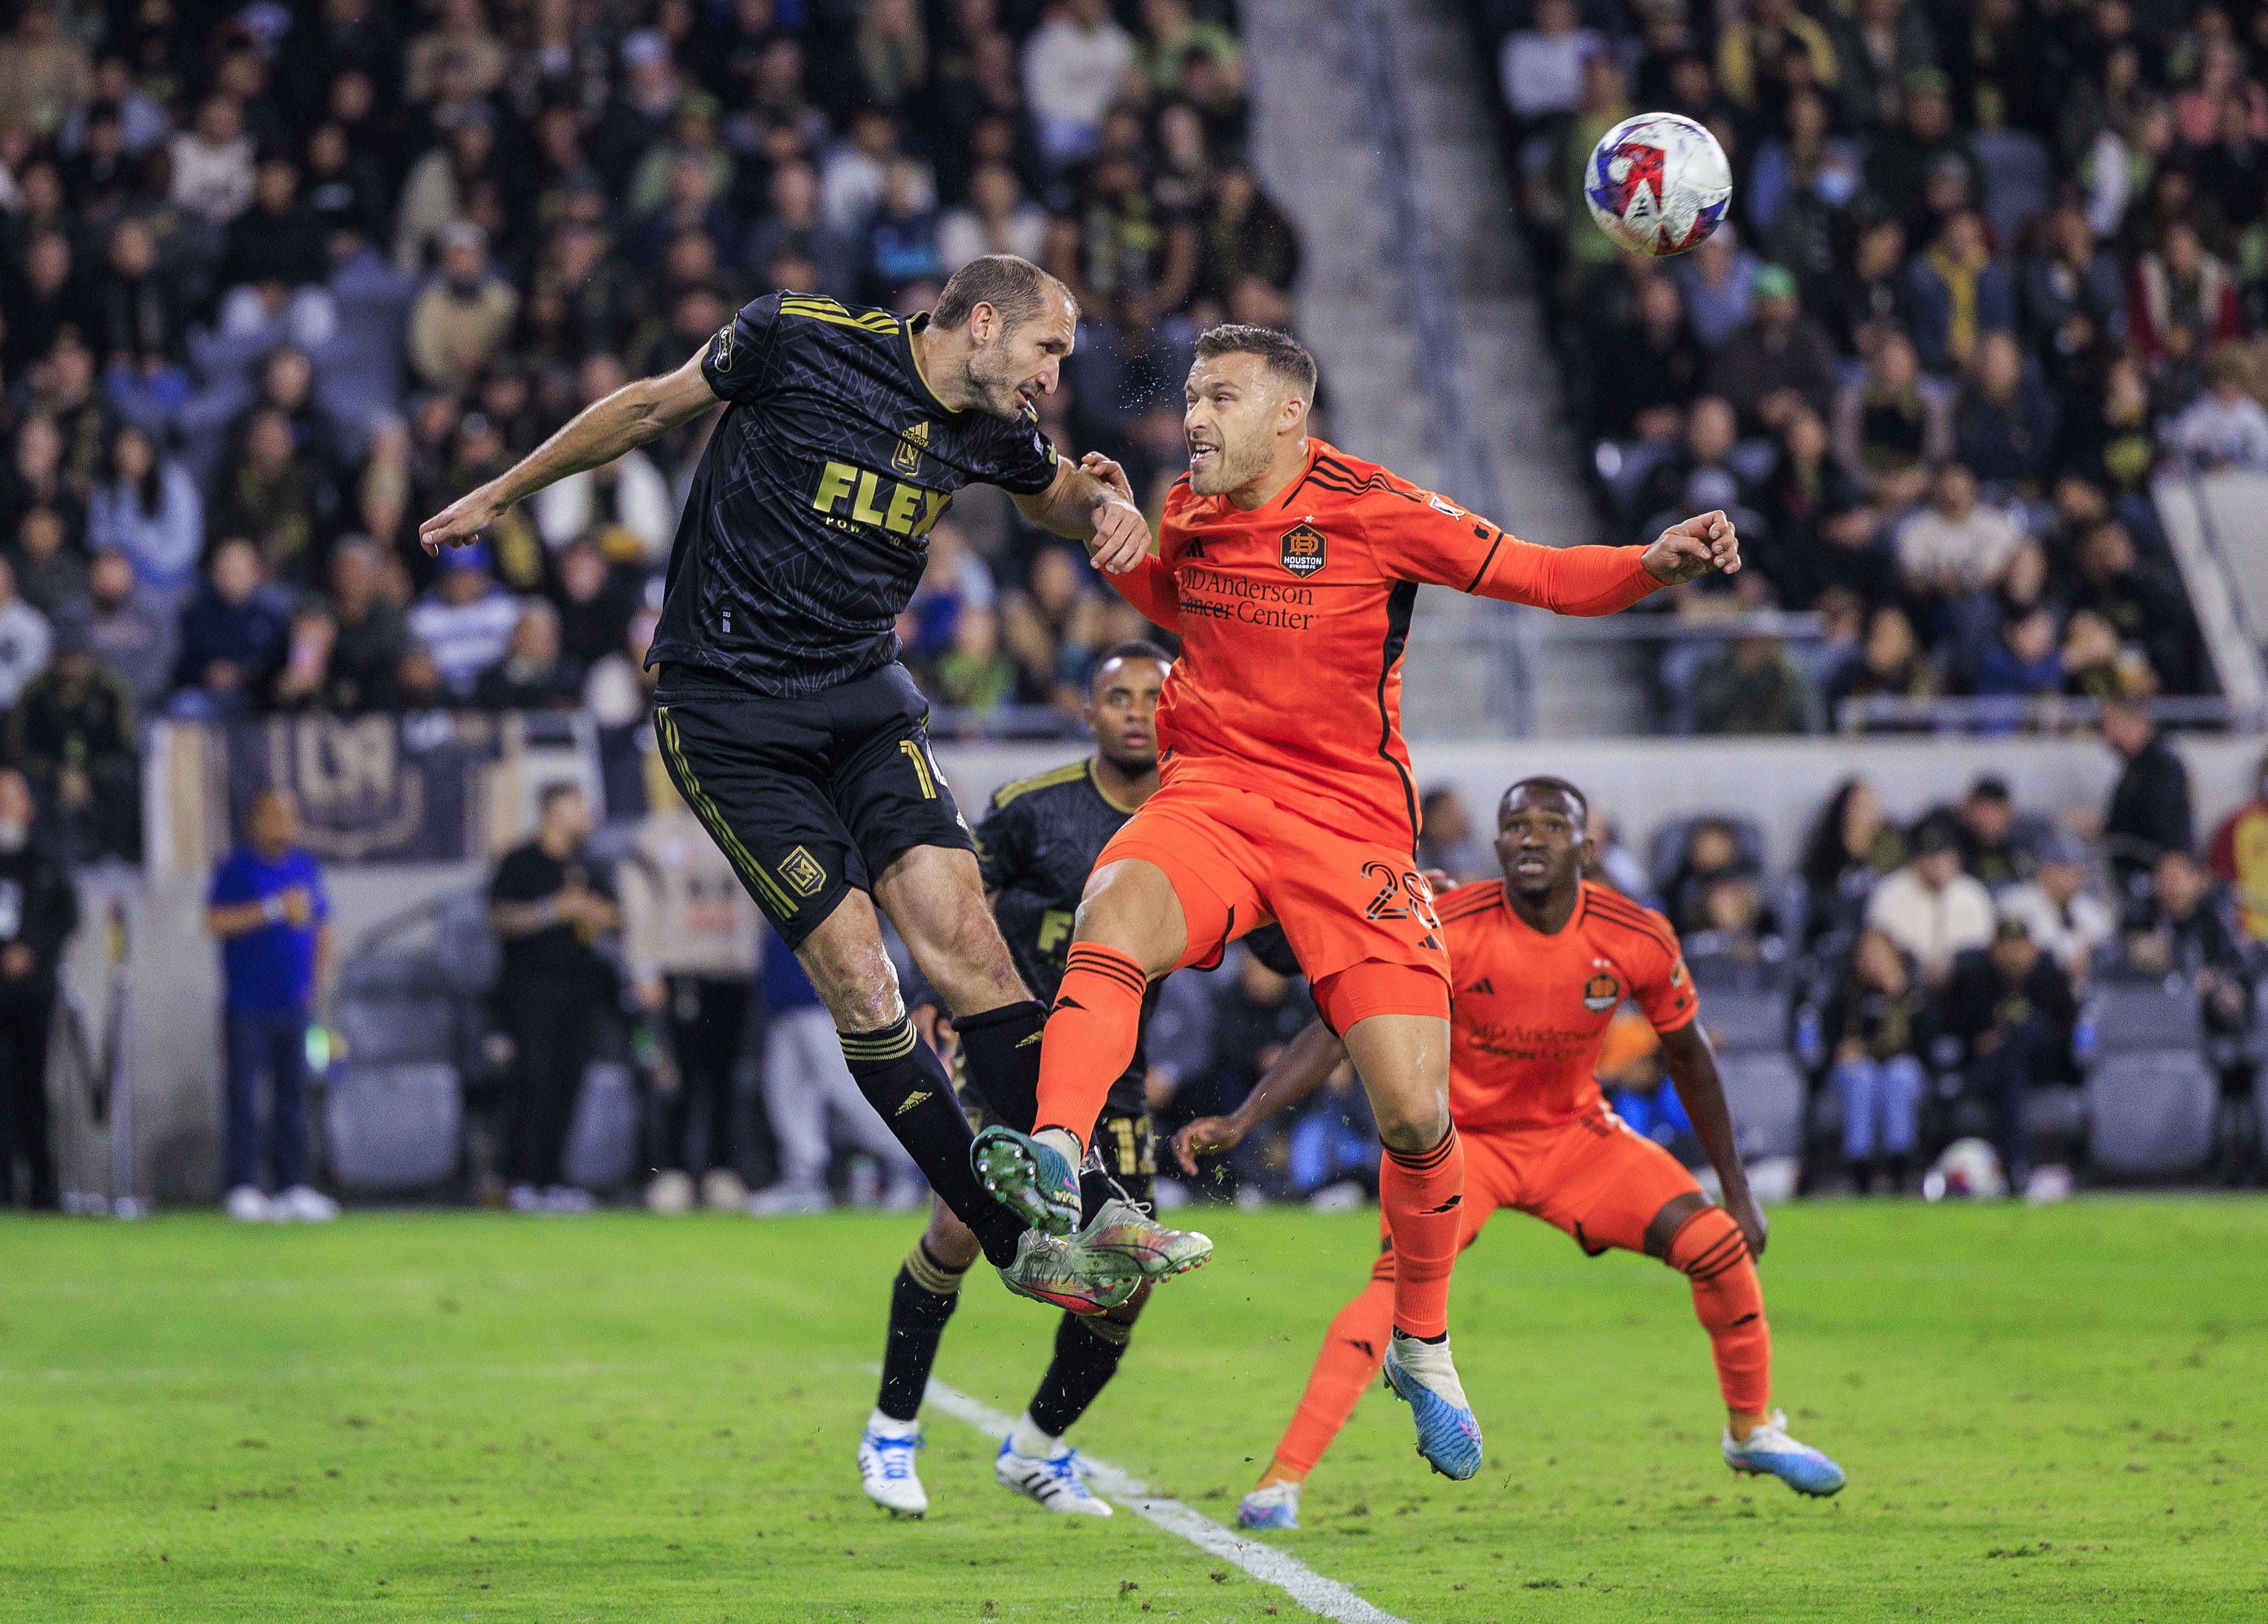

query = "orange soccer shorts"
(1092, 774), (1450, 1030)
(1423, 1109), (1705, 1256)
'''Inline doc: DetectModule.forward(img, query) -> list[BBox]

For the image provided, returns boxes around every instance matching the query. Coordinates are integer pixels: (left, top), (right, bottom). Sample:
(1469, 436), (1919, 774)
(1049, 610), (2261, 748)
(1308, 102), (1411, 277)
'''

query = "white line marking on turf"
(921, 1377), (1409, 1624)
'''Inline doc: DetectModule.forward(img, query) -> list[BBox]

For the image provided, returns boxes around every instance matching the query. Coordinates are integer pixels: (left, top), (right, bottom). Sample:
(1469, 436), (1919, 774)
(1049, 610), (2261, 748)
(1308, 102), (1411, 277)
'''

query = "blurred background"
(4, 0), (2268, 1217)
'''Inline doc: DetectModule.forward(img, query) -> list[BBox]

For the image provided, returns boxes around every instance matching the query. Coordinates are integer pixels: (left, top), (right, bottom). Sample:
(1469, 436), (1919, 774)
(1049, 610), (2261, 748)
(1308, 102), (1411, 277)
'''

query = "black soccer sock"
(1028, 1310), (1135, 1438)
(951, 999), (1045, 1131)
(876, 1241), (966, 1423)
(1079, 1163), (1131, 1217)
(839, 1017), (1025, 1267)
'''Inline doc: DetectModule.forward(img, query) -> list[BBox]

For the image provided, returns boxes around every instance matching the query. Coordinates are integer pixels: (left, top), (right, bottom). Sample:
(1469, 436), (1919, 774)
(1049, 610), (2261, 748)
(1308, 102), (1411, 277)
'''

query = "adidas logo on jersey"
(1460, 976), (1496, 996)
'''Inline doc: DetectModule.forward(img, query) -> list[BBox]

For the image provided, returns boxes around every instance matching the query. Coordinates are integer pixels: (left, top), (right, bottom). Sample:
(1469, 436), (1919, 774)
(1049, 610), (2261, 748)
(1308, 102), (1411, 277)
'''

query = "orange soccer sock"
(1378, 1127), (1465, 1341)
(1032, 943), (1150, 1146)
(1665, 1205), (1772, 1417)
(1267, 1273), (1395, 1482)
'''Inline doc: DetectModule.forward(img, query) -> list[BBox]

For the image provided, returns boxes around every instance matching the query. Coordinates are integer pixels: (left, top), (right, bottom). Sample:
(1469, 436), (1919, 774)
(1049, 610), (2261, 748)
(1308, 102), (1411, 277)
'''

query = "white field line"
(921, 1377), (1412, 1624)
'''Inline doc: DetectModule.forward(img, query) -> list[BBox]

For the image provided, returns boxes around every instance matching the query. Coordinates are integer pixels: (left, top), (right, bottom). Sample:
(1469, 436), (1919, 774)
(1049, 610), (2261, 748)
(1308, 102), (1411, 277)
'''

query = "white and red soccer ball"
(1584, 112), (1733, 258)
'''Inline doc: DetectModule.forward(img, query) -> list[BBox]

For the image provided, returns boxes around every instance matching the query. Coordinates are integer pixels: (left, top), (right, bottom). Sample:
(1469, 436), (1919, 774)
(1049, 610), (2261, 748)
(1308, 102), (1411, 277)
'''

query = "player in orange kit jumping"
(968, 324), (1742, 1479)
(1174, 777), (1847, 1526)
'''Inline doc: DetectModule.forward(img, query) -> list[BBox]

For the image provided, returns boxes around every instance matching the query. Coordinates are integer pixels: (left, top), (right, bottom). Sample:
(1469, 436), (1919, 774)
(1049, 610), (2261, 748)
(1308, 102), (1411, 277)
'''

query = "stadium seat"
(563, 1061), (639, 1193)
(1717, 1051), (1806, 1162)
(2086, 974), (2205, 1054)
(325, 1063), (462, 1192)
(2086, 1052), (2216, 1176)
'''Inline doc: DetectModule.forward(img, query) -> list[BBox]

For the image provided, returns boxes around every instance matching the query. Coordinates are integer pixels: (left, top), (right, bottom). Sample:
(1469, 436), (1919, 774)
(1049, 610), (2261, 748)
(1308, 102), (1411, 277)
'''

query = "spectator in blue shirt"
(205, 786), (337, 1222)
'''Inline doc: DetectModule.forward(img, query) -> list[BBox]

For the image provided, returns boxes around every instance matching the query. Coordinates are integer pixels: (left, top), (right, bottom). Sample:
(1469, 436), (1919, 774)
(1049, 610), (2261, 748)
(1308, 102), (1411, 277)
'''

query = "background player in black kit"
(420, 255), (1183, 1311)
(856, 644), (1294, 1518)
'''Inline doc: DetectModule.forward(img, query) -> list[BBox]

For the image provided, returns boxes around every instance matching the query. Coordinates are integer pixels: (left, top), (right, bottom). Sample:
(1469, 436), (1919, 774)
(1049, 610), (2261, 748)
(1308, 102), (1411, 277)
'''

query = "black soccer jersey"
(648, 292), (1062, 698)
(975, 757), (1156, 1115)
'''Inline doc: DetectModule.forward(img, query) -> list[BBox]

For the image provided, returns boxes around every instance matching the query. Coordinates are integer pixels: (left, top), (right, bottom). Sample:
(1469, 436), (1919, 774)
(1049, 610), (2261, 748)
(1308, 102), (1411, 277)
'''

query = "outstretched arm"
(1468, 510), (1742, 613)
(1171, 1016), (1347, 1174)
(1656, 1021), (1767, 1259)
(419, 347), (720, 554)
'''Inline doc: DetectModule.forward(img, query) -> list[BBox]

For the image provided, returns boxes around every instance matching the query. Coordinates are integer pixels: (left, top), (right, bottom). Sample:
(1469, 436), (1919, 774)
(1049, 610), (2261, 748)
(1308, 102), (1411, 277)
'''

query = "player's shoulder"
(1575, 881), (1682, 960)
(989, 758), (1090, 813)
(1301, 440), (1431, 512)
(772, 290), (902, 340)
(1434, 878), (1508, 926)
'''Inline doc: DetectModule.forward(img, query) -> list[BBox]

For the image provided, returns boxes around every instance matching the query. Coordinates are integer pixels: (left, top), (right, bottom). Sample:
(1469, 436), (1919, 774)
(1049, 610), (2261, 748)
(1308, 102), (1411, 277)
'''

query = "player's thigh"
(1528, 1115), (1704, 1256)
(1339, 1011), (1454, 1149)
(1254, 825), (1451, 1033)
(1079, 783), (1268, 975)
(826, 664), (982, 892)
(654, 697), (865, 952)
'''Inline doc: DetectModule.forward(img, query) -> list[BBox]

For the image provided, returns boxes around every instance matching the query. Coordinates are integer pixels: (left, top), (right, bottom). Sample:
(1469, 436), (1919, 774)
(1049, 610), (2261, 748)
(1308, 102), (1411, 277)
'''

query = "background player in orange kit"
(966, 324), (1742, 1481)
(1175, 777), (1847, 1528)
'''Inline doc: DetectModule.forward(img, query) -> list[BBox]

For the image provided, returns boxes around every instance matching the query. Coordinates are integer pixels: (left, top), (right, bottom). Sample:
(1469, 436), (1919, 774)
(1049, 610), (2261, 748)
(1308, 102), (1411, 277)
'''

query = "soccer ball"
(1584, 113), (1732, 258)
(1922, 1137), (2008, 1202)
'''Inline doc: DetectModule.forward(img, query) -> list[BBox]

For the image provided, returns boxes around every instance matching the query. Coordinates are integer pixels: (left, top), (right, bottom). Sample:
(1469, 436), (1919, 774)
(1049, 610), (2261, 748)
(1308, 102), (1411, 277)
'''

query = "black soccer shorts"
(653, 662), (974, 949)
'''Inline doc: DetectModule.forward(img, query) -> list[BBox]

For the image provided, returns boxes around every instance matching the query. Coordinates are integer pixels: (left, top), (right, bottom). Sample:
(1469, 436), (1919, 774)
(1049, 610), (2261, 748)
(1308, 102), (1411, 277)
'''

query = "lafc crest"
(893, 419), (932, 476)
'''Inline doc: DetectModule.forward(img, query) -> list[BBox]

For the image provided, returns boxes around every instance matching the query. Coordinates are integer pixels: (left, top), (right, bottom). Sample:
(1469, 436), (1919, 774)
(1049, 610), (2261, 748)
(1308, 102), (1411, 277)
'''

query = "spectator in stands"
(2126, 848), (2260, 1184)
(1823, 927), (1928, 1194)
(205, 786), (336, 1224)
(1592, 272), (1705, 444)
(1825, 604), (1939, 721)
(1709, 264), (1835, 436)
(2070, 520), (2197, 695)
(1023, 0), (1136, 166)
(1953, 332), (2060, 493)
(1942, 914), (2080, 1193)
(1663, 818), (1778, 949)
(472, 602), (580, 712)
(2100, 698), (2193, 918)
(85, 424), (201, 602)
(1416, 786), (1485, 884)
(2207, 751), (2268, 942)
(750, 940), (921, 1214)
(85, 550), (173, 711)
(0, 768), (76, 1210)
(1800, 777), (1904, 946)
(320, 538), (406, 715)
(1832, 329), (1948, 509)
(1908, 210), (2016, 376)
(409, 223), (518, 390)
(13, 506), (87, 619)
(620, 791), (761, 1216)
(0, 555), (52, 712)
(1865, 814), (1995, 985)
(488, 783), (619, 1214)
(1693, 631), (1820, 735)
(10, 610), (138, 863)
(1896, 462), (2024, 608)
(407, 543), (518, 698)
(1499, 0), (1601, 125)
(2165, 347), (2268, 471)
(1999, 830), (2117, 982)
(172, 538), (288, 717)
(1951, 776), (2032, 890)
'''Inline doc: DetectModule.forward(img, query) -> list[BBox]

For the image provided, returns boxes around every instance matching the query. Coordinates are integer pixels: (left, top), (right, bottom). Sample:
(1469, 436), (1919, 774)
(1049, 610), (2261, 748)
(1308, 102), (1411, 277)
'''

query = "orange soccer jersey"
(1110, 439), (1660, 848)
(1434, 877), (1698, 1132)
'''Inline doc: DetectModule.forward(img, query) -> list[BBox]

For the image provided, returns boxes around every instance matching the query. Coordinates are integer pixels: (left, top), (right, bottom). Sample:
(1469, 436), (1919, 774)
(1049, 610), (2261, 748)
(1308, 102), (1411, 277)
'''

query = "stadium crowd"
(1475, 0), (2268, 733)
(0, 0), (1292, 861)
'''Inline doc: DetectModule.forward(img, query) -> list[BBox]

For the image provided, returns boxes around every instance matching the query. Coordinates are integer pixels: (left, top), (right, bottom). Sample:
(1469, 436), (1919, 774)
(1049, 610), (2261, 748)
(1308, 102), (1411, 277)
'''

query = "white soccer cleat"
(857, 1423), (929, 1518)
(1381, 1330), (1483, 1480)
(1236, 1480), (1302, 1531)
(995, 1439), (1113, 1515)
(1722, 1410), (1846, 1496)
(223, 1185), (271, 1222)
(272, 1185), (339, 1222)
(700, 1168), (748, 1210)
(647, 1169), (695, 1214)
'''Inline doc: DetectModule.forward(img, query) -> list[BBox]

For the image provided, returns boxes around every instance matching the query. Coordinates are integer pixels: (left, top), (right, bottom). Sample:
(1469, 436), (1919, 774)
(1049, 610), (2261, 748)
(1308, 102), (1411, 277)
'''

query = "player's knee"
(922, 1197), (983, 1272)
(1661, 1200), (1747, 1279)
(1369, 1082), (1450, 1152)
(1643, 1191), (1712, 1261)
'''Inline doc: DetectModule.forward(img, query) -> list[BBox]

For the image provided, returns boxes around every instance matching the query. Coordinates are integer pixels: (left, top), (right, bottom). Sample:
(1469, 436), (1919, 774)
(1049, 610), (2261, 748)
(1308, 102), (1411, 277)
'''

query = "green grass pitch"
(3, 1199), (2264, 1623)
